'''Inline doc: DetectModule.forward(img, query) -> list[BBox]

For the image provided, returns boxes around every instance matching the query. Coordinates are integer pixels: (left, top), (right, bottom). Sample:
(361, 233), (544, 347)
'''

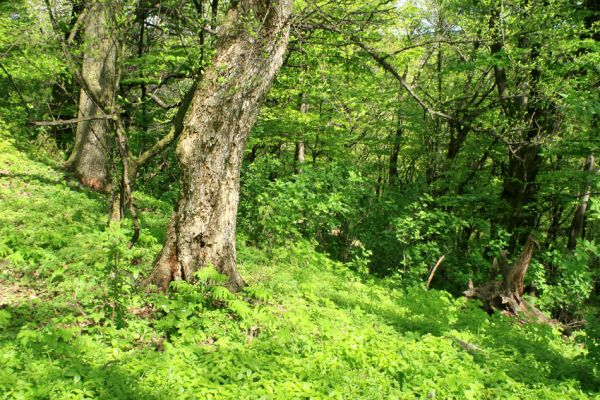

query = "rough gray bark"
(65, 0), (117, 192)
(148, 0), (293, 291)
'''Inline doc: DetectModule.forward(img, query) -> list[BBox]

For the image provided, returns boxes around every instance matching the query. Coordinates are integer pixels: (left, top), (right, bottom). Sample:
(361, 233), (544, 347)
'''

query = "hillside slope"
(0, 135), (599, 399)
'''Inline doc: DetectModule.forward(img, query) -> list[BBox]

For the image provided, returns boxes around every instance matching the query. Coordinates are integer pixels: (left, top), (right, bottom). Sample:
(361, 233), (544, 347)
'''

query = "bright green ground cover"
(0, 132), (599, 399)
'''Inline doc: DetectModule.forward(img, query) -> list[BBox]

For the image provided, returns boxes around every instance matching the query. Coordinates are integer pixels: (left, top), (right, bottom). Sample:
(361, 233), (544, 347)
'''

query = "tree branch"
(133, 78), (199, 171)
(29, 115), (116, 126)
(310, 21), (451, 120)
(147, 91), (180, 109)
(0, 62), (32, 119)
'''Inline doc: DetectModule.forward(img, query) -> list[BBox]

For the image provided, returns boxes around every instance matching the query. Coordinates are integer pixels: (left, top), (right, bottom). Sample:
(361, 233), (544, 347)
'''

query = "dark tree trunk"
(489, 11), (548, 251)
(65, 0), (117, 192)
(148, 0), (293, 291)
(446, 123), (468, 160)
(501, 142), (541, 249)
(388, 106), (402, 185)
(545, 202), (564, 247)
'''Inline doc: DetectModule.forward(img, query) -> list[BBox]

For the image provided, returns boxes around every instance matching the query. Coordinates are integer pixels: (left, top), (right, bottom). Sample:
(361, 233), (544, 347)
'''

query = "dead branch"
(426, 255), (445, 289)
(29, 115), (115, 126)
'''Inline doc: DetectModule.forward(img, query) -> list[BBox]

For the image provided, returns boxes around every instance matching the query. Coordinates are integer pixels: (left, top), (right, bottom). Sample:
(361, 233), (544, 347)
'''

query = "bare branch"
(309, 20), (451, 120)
(67, 6), (89, 46)
(426, 255), (445, 290)
(147, 91), (180, 110)
(29, 115), (116, 127)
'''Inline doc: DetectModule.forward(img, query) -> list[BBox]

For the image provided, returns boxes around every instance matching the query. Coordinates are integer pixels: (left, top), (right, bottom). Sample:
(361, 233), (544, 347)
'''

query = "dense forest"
(0, 0), (599, 398)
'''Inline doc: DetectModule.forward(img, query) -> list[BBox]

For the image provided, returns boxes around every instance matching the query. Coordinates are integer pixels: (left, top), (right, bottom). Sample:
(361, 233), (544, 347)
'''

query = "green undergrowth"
(1, 135), (599, 399)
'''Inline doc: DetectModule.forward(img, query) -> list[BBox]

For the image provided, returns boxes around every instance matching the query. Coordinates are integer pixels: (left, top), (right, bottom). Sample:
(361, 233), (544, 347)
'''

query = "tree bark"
(65, 0), (118, 192)
(295, 92), (307, 174)
(567, 155), (596, 251)
(500, 142), (541, 249)
(489, 10), (547, 251)
(49, 0), (85, 149)
(388, 105), (402, 185)
(148, 0), (293, 291)
(465, 237), (542, 317)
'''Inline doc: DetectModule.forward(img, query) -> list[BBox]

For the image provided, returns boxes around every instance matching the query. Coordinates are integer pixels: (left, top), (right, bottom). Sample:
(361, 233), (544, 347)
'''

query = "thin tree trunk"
(148, 0), (293, 291)
(137, 6), (148, 151)
(210, 0), (219, 31)
(65, 0), (117, 192)
(295, 92), (307, 174)
(545, 202), (564, 247)
(388, 106), (402, 185)
(567, 154), (596, 251)
(49, 1), (84, 149)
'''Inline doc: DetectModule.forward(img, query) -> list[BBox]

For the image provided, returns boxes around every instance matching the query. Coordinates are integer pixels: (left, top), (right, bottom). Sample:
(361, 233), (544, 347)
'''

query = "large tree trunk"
(148, 0), (293, 291)
(500, 142), (541, 249)
(489, 11), (547, 251)
(65, 0), (117, 192)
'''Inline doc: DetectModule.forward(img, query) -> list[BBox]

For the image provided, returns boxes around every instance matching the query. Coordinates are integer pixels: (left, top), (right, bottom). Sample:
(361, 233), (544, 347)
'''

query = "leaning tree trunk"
(567, 154), (597, 251)
(65, 0), (117, 192)
(148, 0), (293, 291)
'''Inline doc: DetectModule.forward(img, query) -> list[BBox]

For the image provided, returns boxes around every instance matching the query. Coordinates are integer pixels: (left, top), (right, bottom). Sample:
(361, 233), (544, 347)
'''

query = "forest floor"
(1, 136), (599, 399)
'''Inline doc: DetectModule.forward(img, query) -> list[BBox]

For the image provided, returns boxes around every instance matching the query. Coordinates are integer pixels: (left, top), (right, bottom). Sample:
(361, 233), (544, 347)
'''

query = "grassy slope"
(0, 134), (599, 399)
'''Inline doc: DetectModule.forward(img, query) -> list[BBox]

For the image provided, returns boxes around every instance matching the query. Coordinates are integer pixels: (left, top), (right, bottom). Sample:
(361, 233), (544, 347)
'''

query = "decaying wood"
(464, 236), (549, 322)
(425, 255), (445, 290)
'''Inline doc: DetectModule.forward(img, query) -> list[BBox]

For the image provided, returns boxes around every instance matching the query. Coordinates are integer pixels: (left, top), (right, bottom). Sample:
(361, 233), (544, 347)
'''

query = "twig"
(449, 336), (482, 353)
(114, 119), (140, 248)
